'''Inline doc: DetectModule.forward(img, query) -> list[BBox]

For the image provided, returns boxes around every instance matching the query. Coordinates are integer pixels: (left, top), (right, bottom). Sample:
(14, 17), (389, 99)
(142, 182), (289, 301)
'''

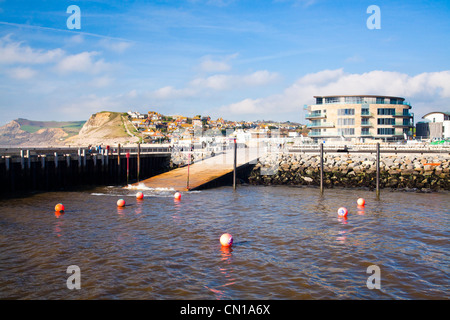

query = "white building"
(418, 111), (450, 140)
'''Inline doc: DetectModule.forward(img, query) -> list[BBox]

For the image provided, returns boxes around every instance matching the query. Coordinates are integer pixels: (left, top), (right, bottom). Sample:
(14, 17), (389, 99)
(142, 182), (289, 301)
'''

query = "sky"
(0, 0), (449, 125)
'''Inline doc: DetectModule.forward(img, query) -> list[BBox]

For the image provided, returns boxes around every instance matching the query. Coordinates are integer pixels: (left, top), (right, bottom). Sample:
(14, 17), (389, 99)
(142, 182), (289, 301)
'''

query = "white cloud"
(55, 51), (110, 74)
(0, 34), (64, 64)
(90, 76), (114, 88)
(198, 53), (238, 73)
(98, 39), (133, 53)
(150, 70), (279, 100)
(7, 67), (37, 80)
(191, 70), (279, 91)
(219, 69), (450, 118)
(60, 94), (123, 116)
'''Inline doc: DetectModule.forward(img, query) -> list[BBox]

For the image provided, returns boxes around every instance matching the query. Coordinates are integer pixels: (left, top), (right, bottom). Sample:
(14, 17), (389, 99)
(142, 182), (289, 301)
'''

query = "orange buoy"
(136, 192), (144, 200)
(337, 207), (348, 218)
(220, 233), (233, 247)
(174, 192), (181, 201)
(117, 199), (126, 207)
(55, 203), (65, 213)
(357, 198), (365, 207)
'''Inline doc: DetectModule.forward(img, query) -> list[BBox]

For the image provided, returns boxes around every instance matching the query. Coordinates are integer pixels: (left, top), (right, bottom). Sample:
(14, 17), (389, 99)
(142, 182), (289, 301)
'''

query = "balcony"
(360, 121), (373, 127)
(361, 111), (374, 117)
(305, 113), (327, 119)
(393, 122), (413, 127)
(393, 112), (413, 117)
(308, 131), (339, 137)
(307, 122), (335, 128)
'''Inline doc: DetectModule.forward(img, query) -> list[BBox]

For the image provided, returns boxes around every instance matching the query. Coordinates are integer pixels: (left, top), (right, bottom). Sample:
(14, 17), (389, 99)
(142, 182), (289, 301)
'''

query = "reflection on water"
(0, 185), (449, 299)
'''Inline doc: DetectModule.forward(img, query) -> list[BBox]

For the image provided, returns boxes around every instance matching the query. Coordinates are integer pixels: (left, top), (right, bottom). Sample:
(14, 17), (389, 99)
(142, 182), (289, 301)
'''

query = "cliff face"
(0, 112), (139, 147)
(65, 111), (140, 146)
(0, 120), (68, 146)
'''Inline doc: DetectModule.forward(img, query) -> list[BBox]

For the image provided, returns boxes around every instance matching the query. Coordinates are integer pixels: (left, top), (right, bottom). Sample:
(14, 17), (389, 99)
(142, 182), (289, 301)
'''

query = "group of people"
(88, 144), (111, 154)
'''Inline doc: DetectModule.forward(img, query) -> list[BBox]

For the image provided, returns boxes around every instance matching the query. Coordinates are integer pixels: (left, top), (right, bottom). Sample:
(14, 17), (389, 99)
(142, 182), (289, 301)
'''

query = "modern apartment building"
(305, 95), (414, 142)
(416, 111), (450, 140)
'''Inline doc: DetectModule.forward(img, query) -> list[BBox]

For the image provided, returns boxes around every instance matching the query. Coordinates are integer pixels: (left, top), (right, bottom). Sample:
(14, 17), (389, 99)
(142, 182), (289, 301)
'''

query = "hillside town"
(126, 110), (306, 143)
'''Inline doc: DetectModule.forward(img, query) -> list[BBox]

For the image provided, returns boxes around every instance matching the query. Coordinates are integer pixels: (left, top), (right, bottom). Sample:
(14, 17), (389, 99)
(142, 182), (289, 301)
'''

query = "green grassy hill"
(15, 118), (86, 138)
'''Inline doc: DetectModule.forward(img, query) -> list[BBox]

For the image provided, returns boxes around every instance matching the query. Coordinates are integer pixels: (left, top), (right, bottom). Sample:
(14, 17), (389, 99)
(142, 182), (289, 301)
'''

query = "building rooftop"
(313, 95), (405, 100)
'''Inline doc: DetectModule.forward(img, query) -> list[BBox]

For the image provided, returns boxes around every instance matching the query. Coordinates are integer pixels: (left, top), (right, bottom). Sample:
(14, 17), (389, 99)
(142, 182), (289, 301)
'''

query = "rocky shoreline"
(248, 152), (450, 191)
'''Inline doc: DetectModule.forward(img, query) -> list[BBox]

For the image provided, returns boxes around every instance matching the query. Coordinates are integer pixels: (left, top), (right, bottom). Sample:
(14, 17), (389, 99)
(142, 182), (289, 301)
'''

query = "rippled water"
(0, 185), (449, 300)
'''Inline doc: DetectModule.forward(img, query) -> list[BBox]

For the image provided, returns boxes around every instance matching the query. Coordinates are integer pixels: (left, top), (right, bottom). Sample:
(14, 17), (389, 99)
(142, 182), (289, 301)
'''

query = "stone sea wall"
(248, 152), (450, 191)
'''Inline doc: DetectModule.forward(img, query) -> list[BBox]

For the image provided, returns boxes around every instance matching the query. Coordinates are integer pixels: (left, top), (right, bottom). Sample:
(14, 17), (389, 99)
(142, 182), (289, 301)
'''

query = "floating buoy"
(357, 198), (365, 207)
(136, 192), (144, 200)
(55, 203), (65, 213)
(174, 192), (181, 201)
(220, 233), (233, 247)
(337, 207), (348, 218)
(117, 199), (126, 207)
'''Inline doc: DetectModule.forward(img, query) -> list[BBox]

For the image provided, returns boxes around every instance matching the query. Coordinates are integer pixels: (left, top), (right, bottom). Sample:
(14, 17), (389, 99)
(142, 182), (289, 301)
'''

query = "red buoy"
(220, 233), (233, 247)
(337, 207), (348, 218)
(136, 192), (144, 200)
(55, 203), (65, 213)
(117, 199), (126, 207)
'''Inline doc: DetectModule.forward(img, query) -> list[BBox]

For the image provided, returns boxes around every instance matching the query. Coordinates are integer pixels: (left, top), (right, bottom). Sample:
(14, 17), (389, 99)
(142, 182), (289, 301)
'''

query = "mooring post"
(26, 150), (30, 169)
(137, 142), (141, 183)
(320, 143), (324, 194)
(126, 151), (130, 185)
(82, 149), (86, 167)
(376, 142), (380, 199)
(54, 152), (58, 169)
(233, 138), (237, 191)
(117, 143), (121, 165)
(20, 149), (24, 170)
(187, 147), (191, 191)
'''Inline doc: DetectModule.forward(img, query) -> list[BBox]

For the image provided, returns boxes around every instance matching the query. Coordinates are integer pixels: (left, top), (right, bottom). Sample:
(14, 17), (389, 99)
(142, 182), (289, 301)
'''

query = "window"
(377, 128), (395, 135)
(338, 128), (355, 135)
(316, 97), (323, 104)
(345, 96), (363, 104)
(338, 108), (355, 115)
(403, 119), (410, 126)
(377, 108), (395, 115)
(361, 108), (370, 116)
(337, 118), (355, 126)
(390, 98), (398, 104)
(325, 97), (341, 104)
(376, 97), (385, 104)
(361, 128), (370, 135)
(377, 118), (395, 125)
(402, 109), (410, 116)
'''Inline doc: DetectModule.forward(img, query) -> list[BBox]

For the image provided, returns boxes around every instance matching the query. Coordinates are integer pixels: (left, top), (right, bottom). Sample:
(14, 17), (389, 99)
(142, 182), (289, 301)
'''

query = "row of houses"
(126, 110), (304, 142)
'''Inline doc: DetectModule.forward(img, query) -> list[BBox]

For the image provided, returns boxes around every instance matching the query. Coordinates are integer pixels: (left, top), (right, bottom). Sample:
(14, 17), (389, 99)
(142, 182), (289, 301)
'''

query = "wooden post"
(126, 152), (130, 185)
(187, 148), (190, 191)
(137, 142), (141, 183)
(82, 149), (86, 167)
(26, 150), (30, 169)
(233, 138), (237, 191)
(117, 144), (121, 165)
(320, 143), (324, 194)
(54, 152), (58, 168)
(376, 142), (380, 199)
(20, 150), (24, 170)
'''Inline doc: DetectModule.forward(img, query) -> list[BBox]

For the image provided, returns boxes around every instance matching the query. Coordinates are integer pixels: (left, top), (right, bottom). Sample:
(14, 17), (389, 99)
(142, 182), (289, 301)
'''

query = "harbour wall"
(0, 149), (171, 196)
(248, 152), (450, 191)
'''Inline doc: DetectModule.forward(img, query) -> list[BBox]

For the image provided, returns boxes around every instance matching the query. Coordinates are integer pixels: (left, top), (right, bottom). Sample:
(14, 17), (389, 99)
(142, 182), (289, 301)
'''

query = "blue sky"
(0, 0), (449, 125)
